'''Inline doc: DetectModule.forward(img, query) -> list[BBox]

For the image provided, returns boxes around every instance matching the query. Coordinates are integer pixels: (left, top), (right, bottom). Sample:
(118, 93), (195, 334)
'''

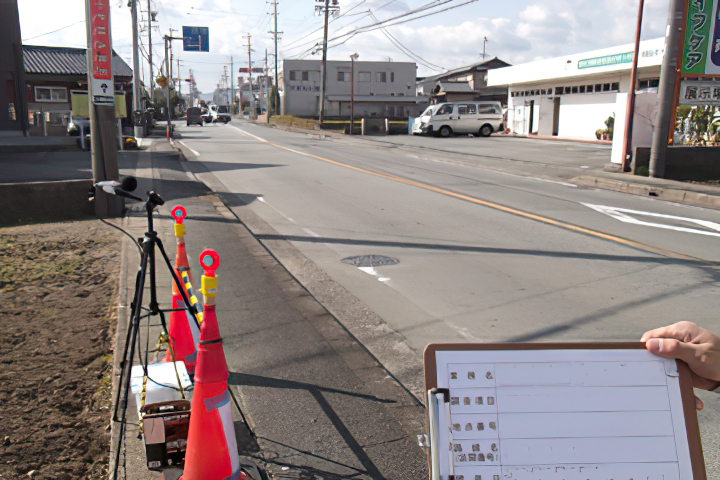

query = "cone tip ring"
(171, 205), (187, 224)
(200, 249), (220, 275)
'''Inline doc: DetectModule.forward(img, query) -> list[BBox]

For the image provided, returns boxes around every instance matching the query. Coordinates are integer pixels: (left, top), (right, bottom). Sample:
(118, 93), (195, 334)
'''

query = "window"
(571, 86), (578, 94)
(437, 104), (454, 115)
(358, 71), (371, 82)
(579, 86), (586, 93)
(458, 104), (476, 114)
(564, 87), (572, 94)
(376, 72), (387, 83)
(34, 86), (68, 103)
(302, 71), (309, 81)
(479, 105), (499, 114)
(391, 72), (395, 83)
(555, 87), (563, 95)
(603, 83), (611, 92)
(289, 71), (297, 81)
(337, 71), (350, 82)
(611, 82), (620, 91)
(595, 84), (602, 92)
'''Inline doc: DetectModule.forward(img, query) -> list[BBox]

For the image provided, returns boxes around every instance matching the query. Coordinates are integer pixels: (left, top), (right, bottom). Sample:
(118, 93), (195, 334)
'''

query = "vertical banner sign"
(89, 0), (115, 104)
(682, 0), (720, 75)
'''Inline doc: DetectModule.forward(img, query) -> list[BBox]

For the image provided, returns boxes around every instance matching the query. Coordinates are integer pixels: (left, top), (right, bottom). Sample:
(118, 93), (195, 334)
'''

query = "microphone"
(93, 176), (141, 201)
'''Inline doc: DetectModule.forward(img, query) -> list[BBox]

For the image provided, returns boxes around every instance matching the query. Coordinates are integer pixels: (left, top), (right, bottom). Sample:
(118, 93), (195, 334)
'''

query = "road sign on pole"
(182, 26), (209, 52)
(89, 0), (115, 105)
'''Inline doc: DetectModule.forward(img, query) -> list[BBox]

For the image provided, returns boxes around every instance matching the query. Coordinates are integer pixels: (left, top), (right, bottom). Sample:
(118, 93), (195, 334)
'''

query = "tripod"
(110, 187), (201, 479)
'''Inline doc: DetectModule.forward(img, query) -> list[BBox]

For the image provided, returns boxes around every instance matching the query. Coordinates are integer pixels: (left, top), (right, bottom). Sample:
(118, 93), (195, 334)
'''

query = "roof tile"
(23, 45), (133, 78)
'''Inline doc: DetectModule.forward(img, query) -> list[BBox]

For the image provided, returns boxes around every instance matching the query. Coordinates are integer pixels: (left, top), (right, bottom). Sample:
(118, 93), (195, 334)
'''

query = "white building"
(488, 38), (665, 164)
(279, 59), (421, 118)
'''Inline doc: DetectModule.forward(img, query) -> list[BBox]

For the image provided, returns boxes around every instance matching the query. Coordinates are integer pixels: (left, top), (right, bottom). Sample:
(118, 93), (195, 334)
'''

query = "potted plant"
(604, 114), (615, 141)
(595, 129), (604, 140)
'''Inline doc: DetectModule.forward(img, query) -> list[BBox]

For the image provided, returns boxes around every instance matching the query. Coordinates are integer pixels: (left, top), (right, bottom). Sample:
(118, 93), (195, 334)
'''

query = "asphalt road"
(176, 120), (720, 472)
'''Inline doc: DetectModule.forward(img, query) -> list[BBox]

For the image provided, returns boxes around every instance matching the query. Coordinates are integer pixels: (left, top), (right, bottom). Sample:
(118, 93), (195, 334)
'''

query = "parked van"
(416, 101), (504, 137)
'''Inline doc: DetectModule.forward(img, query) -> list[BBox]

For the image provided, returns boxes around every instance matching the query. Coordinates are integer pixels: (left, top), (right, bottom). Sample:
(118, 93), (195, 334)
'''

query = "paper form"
(432, 349), (695, 480)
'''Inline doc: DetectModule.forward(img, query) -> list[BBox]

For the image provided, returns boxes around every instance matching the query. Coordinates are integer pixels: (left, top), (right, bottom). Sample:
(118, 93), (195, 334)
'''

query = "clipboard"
(423, 342), (706, 480)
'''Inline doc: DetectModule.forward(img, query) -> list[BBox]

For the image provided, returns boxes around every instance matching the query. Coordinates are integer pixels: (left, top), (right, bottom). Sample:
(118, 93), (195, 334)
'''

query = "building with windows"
(488, 37), (665, 164)
(23, 45), (133, 136)
(279, 59), (422, 118)
(416, 57), (510, 105)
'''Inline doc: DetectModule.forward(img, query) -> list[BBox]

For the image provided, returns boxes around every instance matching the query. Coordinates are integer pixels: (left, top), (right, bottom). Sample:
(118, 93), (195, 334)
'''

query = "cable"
(22, 20), (85, 41)
(369, 11), (444, 71)
(99, 218), (142, 254)
(282, 0), (369, 50)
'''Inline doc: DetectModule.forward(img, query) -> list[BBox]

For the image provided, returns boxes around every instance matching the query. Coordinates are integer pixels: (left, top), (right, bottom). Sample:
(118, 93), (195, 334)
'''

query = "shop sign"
(88, 0), (114, 105)
(578, 52), (633, 69)
(681, 0), (720, 75)
(679, 80), (720, 104)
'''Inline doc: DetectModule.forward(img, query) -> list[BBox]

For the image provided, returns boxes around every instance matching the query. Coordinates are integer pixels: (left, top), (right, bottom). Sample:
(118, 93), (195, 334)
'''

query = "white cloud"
(18, 0), (672, 91)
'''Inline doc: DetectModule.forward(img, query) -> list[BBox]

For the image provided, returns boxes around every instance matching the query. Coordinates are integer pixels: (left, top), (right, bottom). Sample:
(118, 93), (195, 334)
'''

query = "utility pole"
(318, 0), (330, 127)
(482, 37), (488, 60)
(622, 0), (645, 172)
(131, 0), (143, 138)
(270, 0), (281, 115)
(350, 53), (358, 135)
(147, 0), (153, 96)
(164, 35), (171, 139)
(230, 56), (234, 113)
(264, 49), (268, 114)
(244, 33), (255, 118)
(649, 0), (685, 178)
(177, 57), (181, 99)
(85, 0), (122, 217)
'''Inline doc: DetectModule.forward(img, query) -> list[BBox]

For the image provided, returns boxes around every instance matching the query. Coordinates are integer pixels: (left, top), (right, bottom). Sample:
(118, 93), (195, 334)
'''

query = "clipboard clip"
(427, 388), (450, 480)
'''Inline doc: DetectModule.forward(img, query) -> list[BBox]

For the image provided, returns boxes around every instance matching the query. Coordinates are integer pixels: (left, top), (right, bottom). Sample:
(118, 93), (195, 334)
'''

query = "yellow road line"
(236, 128), (704, 263)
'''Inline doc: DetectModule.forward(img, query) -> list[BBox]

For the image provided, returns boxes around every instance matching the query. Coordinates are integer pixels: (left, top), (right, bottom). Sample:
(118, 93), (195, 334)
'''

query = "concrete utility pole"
(622, 0), (645, 172)
(85, 0), (122, 217)
(649, 0), (685, 178)
(350, 53), (358, 135)
(164, 35), (171, 138)
(230, 56), (234, 112)
(264, 49), (268, 113)
(244, 33), (255, 118)
(270, 0), (281, 115)
(482, 37), (488, 60)
(318, 0), (330, 127)
(131, 0), (143, 138)
(148, 0), (153, 96)
(177, 57), (181, 101)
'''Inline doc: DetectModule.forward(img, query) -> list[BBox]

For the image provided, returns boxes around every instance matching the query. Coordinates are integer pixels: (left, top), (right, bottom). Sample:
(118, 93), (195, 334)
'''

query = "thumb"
(646, 338), (699, 365)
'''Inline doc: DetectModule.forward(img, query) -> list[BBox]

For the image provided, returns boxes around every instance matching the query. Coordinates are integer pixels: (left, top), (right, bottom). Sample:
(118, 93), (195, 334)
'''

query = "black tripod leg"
(156, 237), (202, 330)
(113, 240), (150, 422)
(116, 264), (143, 381)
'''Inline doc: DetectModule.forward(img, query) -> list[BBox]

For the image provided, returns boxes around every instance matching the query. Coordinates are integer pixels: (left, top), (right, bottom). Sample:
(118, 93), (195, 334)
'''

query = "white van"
(415, 101), (505, 137)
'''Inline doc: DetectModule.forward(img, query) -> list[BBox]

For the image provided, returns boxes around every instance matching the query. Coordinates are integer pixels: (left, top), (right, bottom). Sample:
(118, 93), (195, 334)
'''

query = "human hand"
(642, 321), (720, 410)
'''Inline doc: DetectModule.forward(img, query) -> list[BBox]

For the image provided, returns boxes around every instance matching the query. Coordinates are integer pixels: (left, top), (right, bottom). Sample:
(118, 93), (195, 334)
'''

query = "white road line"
(302, 228), (320, 237)
(583, 203), (720, 237)
(490, 168), (578, 188)
(226, 124), (268, 143)
(257, 196), (294, 223)
(178, 141), (200, 157)
(358, 266), (391, 282)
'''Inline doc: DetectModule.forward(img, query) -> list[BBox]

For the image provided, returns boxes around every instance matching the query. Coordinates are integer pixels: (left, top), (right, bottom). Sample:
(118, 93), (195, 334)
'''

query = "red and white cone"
(181, 250), (244, 480)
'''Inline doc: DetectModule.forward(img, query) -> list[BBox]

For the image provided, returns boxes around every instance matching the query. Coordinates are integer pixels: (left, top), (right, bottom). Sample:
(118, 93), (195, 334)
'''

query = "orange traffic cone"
(181, 250), (244, 480)
(163, 205), (200, 371)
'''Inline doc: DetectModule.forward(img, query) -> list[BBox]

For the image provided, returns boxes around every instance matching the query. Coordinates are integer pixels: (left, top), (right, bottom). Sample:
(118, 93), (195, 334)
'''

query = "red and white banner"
(87, 0), (115, 105)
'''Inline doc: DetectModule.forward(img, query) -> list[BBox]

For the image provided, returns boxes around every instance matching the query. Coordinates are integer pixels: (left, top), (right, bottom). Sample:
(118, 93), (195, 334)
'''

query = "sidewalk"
(572, 170), (720, 210)
(111, 139), (427, 479)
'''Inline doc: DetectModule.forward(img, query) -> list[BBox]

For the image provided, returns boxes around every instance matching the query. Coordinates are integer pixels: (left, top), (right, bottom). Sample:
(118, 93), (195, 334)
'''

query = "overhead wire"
(368, 11), (444, 71)
(22, 20), (85, 41)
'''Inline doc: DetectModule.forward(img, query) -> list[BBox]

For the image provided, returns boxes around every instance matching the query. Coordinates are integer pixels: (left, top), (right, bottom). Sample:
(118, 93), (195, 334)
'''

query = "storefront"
(488, 38), (665, 164)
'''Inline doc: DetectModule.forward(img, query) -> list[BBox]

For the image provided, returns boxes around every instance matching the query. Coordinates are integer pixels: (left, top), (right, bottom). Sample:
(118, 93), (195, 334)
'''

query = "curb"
(572, 175), (720, 210)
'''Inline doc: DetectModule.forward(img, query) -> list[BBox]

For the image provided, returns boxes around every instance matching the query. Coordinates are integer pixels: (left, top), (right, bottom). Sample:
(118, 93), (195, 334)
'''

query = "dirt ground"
(0, 220), (121, 479)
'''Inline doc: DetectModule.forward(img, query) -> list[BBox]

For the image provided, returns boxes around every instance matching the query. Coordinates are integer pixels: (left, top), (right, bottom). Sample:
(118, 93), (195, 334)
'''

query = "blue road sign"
(182, 26), (209, 52)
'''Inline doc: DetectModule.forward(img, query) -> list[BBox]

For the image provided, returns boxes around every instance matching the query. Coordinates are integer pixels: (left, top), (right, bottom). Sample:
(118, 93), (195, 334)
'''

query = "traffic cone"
(163, 205), (200, 371)
(181, 250), (244, 480)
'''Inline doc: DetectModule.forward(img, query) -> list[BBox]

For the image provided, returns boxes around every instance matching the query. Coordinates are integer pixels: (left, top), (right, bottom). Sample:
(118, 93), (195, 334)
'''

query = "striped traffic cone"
(181, 250), (245, 480)
(163, 205), (200, 371)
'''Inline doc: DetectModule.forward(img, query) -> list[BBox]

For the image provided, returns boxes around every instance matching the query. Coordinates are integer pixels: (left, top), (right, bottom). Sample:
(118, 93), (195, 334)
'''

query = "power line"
(369, 12), (444, 71)
(22, 20), (84, 41)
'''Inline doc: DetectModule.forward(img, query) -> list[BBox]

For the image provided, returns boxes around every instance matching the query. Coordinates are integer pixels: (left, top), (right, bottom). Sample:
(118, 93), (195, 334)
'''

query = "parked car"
(202, 104), (217, 123)
(186, 107), (204, 127)
(416, 101), (504, 137)
(412, 105), (439, 135)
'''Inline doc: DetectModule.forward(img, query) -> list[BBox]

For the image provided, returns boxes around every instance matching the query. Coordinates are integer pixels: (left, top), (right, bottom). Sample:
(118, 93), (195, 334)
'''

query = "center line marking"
(225, 124), (704, 262)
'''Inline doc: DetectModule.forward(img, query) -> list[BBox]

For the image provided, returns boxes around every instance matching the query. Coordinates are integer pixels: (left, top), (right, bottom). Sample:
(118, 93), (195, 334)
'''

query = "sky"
(18, 0), (672, 94)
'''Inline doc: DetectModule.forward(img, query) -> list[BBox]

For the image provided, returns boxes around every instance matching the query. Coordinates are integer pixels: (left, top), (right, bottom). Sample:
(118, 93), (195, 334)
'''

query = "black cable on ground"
(99, 218), (142, 254)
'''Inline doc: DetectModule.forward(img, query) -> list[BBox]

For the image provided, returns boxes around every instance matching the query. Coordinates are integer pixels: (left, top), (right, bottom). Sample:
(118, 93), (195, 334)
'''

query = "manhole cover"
(341, 255), (400, 268)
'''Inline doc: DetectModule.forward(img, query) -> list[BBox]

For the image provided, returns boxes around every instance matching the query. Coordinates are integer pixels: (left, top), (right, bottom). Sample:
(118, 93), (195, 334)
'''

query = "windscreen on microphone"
(120, 176), (138, 192)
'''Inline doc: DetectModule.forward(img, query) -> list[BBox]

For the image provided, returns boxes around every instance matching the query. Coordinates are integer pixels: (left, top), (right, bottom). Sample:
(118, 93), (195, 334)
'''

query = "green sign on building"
(682, 0), (720, 75)
(578, 52), (634, 69)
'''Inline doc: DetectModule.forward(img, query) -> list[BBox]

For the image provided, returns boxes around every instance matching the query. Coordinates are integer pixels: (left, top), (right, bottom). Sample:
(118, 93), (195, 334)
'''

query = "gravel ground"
(0, 220), (121, 480)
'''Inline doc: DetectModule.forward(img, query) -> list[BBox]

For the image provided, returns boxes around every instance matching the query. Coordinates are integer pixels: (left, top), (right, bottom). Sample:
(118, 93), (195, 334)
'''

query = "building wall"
(280, 59), (416, 117)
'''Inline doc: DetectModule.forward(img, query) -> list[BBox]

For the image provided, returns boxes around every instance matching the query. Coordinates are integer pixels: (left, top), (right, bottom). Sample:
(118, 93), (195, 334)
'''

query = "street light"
(350, 53), (359, 135)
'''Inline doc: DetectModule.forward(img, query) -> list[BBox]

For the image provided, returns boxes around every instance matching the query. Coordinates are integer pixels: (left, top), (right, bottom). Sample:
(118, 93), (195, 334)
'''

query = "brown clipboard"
(423, 342), (707, 480)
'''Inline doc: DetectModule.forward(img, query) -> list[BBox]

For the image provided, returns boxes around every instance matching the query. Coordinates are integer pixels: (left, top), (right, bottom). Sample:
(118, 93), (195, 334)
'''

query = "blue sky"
(18, 0), (671, 93)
